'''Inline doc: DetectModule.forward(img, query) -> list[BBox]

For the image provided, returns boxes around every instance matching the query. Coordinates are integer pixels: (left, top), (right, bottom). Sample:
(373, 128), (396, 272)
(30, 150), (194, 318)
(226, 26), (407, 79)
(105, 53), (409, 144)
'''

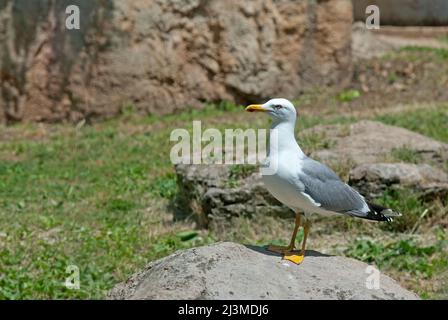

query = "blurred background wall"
(353, 0), (448, 26)
(0, 0), (353, 123)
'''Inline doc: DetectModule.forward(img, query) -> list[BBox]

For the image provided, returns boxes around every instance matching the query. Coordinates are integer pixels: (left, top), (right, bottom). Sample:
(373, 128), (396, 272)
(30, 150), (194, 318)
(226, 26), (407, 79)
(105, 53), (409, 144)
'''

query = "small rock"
(107, 242), (420, 300)
(349, 163), (448, 199)
(307, 121), (448, 166)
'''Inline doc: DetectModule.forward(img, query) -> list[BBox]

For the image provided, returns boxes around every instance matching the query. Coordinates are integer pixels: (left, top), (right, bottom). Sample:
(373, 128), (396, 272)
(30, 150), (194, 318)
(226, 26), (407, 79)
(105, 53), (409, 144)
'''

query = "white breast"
(263, 172), (337, 217)
(261, 154), (317, 214)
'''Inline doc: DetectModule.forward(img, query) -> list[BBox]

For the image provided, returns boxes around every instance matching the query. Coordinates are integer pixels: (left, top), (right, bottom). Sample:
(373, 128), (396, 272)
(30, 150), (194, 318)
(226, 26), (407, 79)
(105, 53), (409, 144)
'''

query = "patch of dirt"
(352, 23), (448, 60)
(295, 25), (448, 117)
(298, 52), (448, 116)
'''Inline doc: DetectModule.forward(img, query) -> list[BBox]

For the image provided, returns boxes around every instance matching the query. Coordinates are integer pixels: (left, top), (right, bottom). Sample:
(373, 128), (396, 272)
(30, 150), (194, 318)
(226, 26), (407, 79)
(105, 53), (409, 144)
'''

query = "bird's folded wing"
(293, 158), (369, 215)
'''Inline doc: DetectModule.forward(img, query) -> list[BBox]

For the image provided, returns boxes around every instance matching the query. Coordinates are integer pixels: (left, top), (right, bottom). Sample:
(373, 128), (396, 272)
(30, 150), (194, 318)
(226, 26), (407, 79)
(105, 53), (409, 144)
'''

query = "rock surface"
(308, 120), (448, 167)
(107, 242), (420, 300)
(175, 164), (291, 228)
(349, 163), (448, 199)
(0, 0), (353, 123)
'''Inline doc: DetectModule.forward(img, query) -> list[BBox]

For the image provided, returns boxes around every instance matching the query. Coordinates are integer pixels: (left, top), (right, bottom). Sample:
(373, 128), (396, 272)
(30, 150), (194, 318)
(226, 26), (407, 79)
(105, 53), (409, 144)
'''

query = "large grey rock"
(307, 120), (448, 167)
(107, 242), (420, 300)
(0, 0), (353, 123)
(349, 163), (448, 199)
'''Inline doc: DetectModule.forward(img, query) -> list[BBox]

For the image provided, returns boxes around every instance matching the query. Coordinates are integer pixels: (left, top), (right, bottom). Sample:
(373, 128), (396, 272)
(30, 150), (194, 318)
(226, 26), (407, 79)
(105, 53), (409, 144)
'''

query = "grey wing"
(297, 158), (369, 215)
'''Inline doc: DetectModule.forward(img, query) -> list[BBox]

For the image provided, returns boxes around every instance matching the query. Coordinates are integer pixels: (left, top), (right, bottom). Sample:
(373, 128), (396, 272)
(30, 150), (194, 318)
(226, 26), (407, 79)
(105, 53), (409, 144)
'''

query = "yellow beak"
(245, 104), (268, 112)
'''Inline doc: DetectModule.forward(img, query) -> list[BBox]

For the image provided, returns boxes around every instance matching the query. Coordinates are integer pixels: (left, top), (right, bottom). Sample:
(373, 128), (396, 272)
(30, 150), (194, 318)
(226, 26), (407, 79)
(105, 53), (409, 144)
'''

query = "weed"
(345, 237), (447, 279)
(376, 188), (427, 232)
(337, 89), (361, 102)
(390, 146), (423, 164)
(376, 105), (448, 143)
(151, 173), (178, 199)
(400, 46), (448, 60)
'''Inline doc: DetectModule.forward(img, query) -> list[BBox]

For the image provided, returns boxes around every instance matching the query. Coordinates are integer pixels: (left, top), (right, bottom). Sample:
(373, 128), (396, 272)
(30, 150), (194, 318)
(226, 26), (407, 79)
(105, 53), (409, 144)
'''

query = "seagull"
(245, 98), (401, 264)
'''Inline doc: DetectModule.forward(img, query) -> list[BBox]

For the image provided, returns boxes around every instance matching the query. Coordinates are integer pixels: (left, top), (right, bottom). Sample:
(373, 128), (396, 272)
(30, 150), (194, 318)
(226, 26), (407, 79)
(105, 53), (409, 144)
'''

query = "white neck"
(269, 118), (305, 158)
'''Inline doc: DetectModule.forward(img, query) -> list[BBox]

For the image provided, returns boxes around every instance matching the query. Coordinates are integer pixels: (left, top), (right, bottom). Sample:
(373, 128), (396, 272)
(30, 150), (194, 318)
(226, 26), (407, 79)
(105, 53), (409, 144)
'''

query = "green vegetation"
(376, 105), (448, 143)
(227, 164), (258, 187)
(296, 115), (357, 132)
(388, 72), (399, 84)
(151, 173), (178, 199)
(376, 188), (427, 232)
(298, 131), (334, 154)
(345, 235), (448, 298)
(400, 46), (448, 60)
(346, 237), (447, 278)
(390, 146), (423, 164)
(228, 164), (258, 180)
(337, 89), (361, 102)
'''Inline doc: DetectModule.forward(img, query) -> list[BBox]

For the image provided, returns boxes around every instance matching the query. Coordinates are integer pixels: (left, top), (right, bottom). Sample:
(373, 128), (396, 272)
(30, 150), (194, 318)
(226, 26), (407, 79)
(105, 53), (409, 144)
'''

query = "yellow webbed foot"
(283, 251), (305, 264)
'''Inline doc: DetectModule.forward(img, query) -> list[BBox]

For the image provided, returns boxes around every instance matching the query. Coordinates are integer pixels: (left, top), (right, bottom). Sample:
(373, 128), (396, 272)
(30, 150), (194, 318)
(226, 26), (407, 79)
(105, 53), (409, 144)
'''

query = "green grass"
(390, 146), (423, 164)
(345, 234), (448, 298)
(337, 89), (361, 102)
(226, 164), (258, 187)
(228, 164), (258, 180)
(0, 121), (172, 298)
(150, 173), (178, 199)
(376, 188), (427, 232)
(388, 72), (399, 84)
(345, 237), (447, 278)
(400, 46), (448, 60)
(376, 105), (448, 143)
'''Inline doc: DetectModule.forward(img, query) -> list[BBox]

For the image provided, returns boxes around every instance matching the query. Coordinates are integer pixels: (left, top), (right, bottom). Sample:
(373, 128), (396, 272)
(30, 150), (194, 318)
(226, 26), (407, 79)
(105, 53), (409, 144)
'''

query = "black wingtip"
(365, 202), (401, 222)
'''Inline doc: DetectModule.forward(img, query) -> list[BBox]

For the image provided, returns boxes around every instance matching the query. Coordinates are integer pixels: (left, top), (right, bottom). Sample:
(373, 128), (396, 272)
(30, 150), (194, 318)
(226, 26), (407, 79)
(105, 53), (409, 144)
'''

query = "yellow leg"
(284, 220), (310, 265)
(267, 214), (301, 254)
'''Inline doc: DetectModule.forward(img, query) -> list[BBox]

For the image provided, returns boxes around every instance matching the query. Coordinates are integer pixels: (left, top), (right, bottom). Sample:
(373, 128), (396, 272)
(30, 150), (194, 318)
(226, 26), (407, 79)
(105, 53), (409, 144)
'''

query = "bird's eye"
(273, 105), (282, 110)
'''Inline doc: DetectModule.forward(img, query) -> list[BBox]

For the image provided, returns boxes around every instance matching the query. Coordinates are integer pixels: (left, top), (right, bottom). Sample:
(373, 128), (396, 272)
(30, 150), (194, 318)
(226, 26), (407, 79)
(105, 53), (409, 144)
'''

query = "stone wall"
(354, 0), (448, 25)
(0, 0), (353, 123)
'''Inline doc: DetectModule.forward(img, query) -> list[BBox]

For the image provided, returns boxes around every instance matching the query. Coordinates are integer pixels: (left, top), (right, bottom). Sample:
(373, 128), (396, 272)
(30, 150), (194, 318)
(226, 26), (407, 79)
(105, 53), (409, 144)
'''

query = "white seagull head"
(245, 98), (297, 123)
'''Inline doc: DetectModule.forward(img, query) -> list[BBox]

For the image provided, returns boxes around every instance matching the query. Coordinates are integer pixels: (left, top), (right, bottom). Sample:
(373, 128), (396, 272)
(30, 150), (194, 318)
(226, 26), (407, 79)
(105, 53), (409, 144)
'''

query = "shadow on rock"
(244, 245), (332, 258)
